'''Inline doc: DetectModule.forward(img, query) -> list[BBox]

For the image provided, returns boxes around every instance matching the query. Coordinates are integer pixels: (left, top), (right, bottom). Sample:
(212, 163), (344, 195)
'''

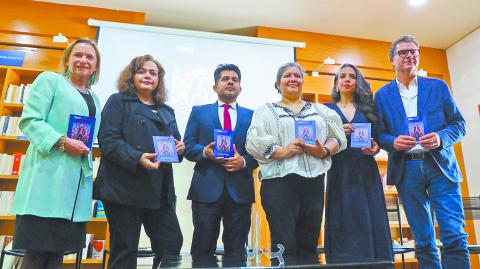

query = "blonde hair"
(61, 38), (101, 86)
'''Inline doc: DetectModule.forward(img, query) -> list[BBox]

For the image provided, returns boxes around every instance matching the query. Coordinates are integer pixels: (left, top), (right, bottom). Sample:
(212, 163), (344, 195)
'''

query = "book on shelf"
(0, 153), (25, 175)
(3, 83), (31, 104)
(93, 157), (101, 179)
(0, 236), (23, 268)
(0, 116), (24, 136)
(0, 191), (15, 215)
(92, 240), (105, 259)
(0, 235), (14, 251)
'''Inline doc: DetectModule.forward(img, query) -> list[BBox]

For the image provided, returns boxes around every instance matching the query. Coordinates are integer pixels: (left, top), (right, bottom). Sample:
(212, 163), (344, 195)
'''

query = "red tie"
(223, 104), (232, 130)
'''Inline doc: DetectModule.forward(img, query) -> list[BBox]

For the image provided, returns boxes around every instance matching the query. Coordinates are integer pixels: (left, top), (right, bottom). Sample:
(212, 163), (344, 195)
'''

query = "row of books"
(63, 234), (105, 260)
(0, 116), (24, 137)
(3, 84), (31, 104)
(0, 235), (23, 268)
(0, 191), (15, 215)
(0, 235), (13, 251)
(0, 235), (105, 261)
(0, 153), (25, 175)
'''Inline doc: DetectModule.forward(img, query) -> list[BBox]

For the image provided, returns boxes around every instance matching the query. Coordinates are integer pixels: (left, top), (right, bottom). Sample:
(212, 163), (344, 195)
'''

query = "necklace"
(338, 102), (353, 108)
(64, 76), (89, 94)
(279, 100), (304, 112)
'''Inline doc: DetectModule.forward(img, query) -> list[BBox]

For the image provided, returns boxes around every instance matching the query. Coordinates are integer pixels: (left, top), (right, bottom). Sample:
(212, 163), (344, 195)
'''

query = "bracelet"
(57, 135), (67, 152)
(322, 146), (331, 159)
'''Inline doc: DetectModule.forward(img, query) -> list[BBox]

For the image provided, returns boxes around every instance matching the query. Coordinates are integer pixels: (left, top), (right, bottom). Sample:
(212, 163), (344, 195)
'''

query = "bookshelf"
(0, 65), (107, 268)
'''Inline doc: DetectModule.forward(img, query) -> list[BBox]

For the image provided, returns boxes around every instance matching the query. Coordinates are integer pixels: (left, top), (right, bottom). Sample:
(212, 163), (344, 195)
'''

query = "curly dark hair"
(331, 63), (377, 123)
(117, 55), (167, 104)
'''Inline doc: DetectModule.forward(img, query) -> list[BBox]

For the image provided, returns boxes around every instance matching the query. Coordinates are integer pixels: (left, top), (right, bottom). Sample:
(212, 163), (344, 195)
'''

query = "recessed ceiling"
(38, 0), (480, 49)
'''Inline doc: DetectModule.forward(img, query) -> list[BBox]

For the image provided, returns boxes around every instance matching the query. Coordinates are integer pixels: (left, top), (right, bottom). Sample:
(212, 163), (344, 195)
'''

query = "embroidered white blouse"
(246, 102), (347, 180)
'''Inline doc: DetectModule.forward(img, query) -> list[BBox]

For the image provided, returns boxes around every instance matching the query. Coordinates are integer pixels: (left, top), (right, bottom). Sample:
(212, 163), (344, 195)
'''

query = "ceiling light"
(409, 0), (427, 6)
(53, 33), (68, 43)
(323, 57), (335, 65)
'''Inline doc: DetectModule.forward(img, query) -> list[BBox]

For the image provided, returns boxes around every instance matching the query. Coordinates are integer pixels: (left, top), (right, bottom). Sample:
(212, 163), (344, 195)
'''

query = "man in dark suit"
(184, 64), (258, 261)
(375, 35), (469, 268)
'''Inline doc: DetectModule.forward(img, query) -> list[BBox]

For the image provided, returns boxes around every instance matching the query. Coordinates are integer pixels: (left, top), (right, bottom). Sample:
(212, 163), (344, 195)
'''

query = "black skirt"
(13, 214), (86, 252)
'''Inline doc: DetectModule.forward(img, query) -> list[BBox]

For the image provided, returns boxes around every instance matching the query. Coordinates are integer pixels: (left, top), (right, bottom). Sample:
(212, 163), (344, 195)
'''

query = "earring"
(64, 69), (70, 78)
(90, 72), (97, 85)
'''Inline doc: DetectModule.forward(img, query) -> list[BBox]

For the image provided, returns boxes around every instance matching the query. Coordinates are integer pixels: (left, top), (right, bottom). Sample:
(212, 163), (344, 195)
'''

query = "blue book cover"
(214, 128), (234, 158)
(153, 136), (179, 163)
(351, 123), (371, 148)
(408, 116), (425, 141)
(67, 114), (96, 149)
(295, 120), (316, 145)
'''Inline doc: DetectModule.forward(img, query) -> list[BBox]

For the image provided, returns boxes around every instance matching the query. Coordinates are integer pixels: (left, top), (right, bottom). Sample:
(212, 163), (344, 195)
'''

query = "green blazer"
(12, 71), (101, 222)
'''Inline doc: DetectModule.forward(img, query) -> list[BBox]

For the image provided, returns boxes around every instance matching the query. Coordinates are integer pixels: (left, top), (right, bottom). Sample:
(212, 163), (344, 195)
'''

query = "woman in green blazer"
(11, 38), (101, 269)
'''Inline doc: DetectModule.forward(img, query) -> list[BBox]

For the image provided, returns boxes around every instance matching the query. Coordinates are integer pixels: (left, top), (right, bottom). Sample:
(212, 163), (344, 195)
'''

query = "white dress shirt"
(397, 76), (436, 153)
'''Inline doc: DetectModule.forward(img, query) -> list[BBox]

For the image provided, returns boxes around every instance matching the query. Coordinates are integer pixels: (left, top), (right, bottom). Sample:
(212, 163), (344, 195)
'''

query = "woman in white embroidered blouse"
(246, 63), (346, 264)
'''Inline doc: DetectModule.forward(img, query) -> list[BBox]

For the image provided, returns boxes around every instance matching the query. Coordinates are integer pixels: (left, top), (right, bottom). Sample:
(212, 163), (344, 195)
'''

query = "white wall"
(446, 27), (480, 242)
(446, 27), (480, 194)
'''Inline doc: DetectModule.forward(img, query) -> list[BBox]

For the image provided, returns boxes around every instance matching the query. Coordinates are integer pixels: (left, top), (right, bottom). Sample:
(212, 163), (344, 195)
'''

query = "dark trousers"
(190, 189), (252, 258)
(260, 174), (325, 259)
(103, 201), (183, 269)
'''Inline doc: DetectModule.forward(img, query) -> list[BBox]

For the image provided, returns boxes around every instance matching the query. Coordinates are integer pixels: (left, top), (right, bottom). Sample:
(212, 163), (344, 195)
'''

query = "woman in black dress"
(324, 63), (393, 263)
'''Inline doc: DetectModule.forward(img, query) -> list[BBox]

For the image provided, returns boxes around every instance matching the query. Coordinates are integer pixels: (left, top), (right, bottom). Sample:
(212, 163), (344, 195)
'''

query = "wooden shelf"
(0, 174), (18, 191)
(2, 103), (24, 113)
(64, 258), (103, 264)
(0, 135), (29, 142)
(0, 215), (108, 238)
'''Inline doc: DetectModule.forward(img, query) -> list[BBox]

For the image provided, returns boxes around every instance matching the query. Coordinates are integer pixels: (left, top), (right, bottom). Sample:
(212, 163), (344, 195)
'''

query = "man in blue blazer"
(375, 35), (469, 268)
(184, 64), (258, 261)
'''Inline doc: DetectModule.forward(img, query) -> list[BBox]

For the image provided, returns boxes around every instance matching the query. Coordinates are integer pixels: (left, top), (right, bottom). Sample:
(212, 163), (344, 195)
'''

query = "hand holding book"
(63, 137), (90, 156)
(222, 145), (245, 172)
(361, 139), (380, 155)
(138, 152), (160, 170)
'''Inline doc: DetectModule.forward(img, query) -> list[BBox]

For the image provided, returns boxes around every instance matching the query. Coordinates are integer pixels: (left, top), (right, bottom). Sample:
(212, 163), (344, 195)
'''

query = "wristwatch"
(57, 135), (67, 152)
(322, 146), (331, 159)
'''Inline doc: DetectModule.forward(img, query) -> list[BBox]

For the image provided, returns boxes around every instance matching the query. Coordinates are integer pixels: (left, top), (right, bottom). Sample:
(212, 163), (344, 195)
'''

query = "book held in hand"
(67, 114), (96, 149)
(408, 116), (425, 141)
(295, 120), (316, 145)
(153, 136), (179, 163)
(214, 128), (234, 158)
(351, 123), (372, 148)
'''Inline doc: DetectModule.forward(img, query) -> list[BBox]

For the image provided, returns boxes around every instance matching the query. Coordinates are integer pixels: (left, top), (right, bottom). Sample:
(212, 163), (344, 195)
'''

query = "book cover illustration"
(351, 123), (372, 148)
(408, 116), (425, 141)
(295, 120), (316, 145)
(408, 117), (425, 142)
(67, 114), (96, 149)
(214, 128), (234, 158)
(153, 136), (179, 163)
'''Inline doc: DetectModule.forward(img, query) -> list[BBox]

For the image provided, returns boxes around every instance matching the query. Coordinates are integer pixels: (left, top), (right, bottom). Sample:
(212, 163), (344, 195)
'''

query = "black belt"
(405, 152), (429, 160)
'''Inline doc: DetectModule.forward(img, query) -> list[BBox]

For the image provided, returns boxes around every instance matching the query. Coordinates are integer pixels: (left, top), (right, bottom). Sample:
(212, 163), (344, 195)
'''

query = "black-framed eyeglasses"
(396, 49), (420, 58)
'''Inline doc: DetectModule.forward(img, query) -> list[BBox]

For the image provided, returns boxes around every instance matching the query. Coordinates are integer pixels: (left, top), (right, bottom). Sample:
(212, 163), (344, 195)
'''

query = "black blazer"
(93, 92), (182, 209)
(183, 102), (258, 204)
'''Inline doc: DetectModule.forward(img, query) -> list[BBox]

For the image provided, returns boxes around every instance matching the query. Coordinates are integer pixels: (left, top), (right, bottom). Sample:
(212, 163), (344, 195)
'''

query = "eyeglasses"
(396, 49), (420, 58)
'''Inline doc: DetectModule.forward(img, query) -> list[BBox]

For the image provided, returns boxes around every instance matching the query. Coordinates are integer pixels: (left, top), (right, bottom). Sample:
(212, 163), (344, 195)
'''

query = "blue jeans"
(397, 156), (470, 269)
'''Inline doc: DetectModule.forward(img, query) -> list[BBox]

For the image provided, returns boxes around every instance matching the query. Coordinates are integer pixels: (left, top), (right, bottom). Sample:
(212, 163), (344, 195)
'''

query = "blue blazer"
(183, 102), (258, 204)
(375, 76), (466, 185)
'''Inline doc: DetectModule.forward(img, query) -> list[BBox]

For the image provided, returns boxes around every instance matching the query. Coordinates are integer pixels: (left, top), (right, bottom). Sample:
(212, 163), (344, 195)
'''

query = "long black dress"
(324, 103), (393, 263)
